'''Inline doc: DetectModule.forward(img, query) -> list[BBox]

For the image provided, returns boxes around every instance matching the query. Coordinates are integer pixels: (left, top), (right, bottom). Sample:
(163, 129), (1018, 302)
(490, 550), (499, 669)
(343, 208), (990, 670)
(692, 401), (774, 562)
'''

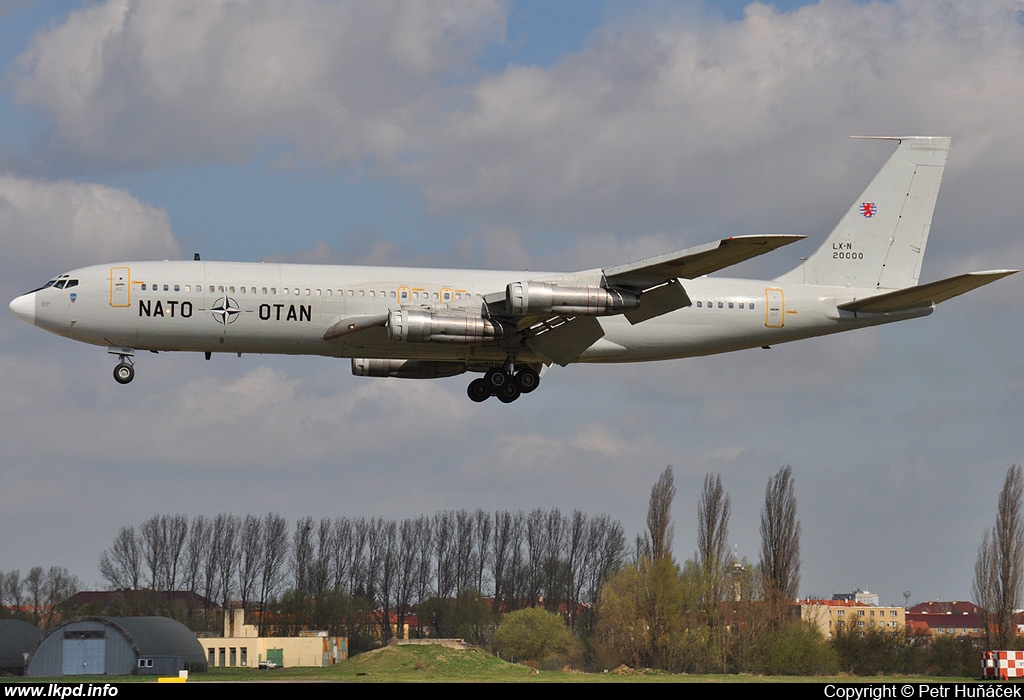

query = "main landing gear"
(467, 366), (540, 403)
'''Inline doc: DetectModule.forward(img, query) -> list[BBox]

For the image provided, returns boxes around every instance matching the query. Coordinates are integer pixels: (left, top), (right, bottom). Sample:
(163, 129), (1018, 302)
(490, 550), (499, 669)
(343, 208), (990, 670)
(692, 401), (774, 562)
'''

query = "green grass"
(11, 645), (980, 683)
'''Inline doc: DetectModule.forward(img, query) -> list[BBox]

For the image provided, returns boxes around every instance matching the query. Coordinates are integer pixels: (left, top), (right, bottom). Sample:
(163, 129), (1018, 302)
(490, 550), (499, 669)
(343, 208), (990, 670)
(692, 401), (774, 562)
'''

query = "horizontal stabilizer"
(604, 234), (804, 287)
(837, 270), (1017, 313)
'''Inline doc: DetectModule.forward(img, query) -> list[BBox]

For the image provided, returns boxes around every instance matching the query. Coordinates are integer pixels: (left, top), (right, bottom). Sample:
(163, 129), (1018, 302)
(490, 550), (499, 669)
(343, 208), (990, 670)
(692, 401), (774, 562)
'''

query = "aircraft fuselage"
(14, 259), (928, 365)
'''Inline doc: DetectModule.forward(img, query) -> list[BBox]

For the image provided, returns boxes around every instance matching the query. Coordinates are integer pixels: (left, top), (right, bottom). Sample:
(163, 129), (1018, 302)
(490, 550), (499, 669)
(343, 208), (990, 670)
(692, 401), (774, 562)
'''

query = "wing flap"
(603, 234), (804, 286)
(525, 316), (605, 366)
(624, 279), (691, 324)
(837, 270), (1017, 313)
(323, 313), (389, 341)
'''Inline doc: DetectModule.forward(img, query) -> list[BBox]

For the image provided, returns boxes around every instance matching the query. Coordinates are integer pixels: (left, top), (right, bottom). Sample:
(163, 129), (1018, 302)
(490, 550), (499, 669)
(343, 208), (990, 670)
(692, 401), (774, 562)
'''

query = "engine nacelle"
(387, 308), (512, 344)
(351, 358), (467, 379)
(506, 281), (640, 316)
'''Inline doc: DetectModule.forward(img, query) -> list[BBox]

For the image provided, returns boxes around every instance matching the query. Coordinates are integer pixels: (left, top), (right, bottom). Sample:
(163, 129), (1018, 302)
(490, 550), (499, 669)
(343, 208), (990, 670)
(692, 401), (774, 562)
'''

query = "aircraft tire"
(496, 383), (521, 403)
(467, 378), (491, 402)
(514, 368), (540, 393)
(113, 362), (135, 385)
(484, 367), (508, 389)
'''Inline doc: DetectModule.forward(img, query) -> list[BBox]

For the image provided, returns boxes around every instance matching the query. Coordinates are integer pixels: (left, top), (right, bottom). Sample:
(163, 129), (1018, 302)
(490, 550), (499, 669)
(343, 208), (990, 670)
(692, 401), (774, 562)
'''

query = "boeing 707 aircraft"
(8, 137), (1016, 403)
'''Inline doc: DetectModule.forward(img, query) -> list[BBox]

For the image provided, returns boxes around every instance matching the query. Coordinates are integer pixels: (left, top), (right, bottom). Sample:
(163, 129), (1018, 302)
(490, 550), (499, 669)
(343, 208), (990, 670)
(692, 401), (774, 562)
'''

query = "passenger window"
(174, 284), (180, 292)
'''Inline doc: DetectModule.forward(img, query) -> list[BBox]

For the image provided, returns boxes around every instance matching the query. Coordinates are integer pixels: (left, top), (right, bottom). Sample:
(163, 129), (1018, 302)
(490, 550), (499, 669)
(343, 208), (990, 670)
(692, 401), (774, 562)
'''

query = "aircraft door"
(110, 267), (130, 307)
(765, 288), (784, 328)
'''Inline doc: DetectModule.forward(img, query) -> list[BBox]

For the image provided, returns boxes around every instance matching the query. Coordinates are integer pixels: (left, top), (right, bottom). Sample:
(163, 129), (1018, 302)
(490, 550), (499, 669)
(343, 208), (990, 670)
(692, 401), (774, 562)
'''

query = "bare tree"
(433, 511), (456, 600)
(473, 508), (492, 596)
(974, 527), (998, 647)
(99, 526), (142, 591)
(162, 514), (189, 594)
(759, 465), (800, 629)
(183, 516), (211, 615)
(974, 465), (1024, 648)
(258, 512), (289, 635)
(214, 513), (240, 608)
(491, 510), (523, 613)
(140, 515), (165, 589)
(23, 567), (44, 628)
(696, 473), (732, 671)
(1, 570), (24, 615)
(238, 514), (263, 610)
(291, 516), (315, 593)
(644, 466), (676, 563)
(41, 567), (79, 630)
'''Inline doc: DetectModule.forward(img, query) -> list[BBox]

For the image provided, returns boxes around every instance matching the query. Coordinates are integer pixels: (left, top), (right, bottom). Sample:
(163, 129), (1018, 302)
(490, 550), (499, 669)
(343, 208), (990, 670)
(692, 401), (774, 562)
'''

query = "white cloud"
(406, 0), (1024, 245)
(0, 175), (179, 283)
(11, 0), (505, 168)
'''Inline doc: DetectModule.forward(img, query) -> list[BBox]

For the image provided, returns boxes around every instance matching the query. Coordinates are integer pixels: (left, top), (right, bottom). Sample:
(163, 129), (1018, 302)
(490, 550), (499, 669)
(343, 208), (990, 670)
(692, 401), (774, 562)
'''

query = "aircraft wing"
(837, 270), (1018, 313)
(602, 234), (805, 287)
(322, 313), (388, 341)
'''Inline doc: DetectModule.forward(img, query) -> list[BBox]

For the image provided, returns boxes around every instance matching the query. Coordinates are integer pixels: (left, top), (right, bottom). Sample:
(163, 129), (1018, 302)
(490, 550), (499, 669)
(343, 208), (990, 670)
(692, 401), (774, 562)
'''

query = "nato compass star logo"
(210, 296), (241, 325)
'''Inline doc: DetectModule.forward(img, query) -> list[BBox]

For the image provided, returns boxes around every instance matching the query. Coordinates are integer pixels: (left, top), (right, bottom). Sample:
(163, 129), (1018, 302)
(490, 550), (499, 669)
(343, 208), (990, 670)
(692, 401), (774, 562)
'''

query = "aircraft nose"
(9, 292), (36, 326)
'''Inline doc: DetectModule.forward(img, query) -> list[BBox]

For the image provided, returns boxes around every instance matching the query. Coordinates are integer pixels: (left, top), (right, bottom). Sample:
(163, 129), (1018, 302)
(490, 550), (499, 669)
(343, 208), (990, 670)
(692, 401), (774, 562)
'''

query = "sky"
(1, 0), (1022, 607)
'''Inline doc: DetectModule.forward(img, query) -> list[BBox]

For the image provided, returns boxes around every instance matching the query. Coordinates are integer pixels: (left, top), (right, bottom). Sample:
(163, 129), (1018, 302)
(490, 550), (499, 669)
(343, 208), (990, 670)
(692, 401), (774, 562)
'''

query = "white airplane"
(8, 136), (1016, 403)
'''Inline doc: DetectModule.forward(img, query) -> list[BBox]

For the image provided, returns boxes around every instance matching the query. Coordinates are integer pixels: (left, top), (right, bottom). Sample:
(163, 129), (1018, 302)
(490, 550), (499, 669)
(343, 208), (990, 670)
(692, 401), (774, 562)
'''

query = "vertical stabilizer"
(776, 136), (950, 290)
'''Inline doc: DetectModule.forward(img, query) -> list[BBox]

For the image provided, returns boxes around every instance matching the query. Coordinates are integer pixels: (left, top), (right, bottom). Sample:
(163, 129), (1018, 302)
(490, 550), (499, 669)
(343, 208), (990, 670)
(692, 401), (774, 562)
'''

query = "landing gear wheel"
(467, 378), (491, 402)
(496, 383), (521, 403)
(484, 367), (509, 389)
(113, 362), (135, 385)
(514, 368), (540, 393)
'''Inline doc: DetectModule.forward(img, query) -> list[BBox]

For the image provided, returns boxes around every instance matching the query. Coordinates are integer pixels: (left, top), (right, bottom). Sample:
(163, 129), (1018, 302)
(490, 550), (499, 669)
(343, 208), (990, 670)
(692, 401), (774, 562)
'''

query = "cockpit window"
(65, 279), (78, 288)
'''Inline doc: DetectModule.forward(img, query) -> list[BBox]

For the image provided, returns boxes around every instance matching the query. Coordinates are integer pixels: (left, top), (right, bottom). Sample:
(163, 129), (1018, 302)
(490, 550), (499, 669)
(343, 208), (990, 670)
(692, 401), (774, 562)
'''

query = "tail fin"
(776, 136), (950, 290)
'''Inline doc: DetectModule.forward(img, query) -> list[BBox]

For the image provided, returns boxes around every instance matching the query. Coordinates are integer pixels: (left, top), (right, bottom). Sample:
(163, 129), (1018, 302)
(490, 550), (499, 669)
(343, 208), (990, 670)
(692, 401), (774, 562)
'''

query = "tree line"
(6, 463), (1018, 676)
(88, 508), (627, 649)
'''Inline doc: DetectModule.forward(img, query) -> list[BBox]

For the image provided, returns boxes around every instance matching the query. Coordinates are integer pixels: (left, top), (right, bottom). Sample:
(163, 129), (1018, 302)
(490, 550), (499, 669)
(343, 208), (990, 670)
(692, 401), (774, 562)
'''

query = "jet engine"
(506, 281), (640, 316)
(351, 358), (467, 379)
(387, 308), (512, 344)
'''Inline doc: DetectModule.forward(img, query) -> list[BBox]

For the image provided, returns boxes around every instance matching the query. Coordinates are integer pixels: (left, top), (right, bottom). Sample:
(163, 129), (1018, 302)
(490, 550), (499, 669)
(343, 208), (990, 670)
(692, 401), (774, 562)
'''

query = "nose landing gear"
(108, 346), (136, 384)
(113, 361), (135, 384)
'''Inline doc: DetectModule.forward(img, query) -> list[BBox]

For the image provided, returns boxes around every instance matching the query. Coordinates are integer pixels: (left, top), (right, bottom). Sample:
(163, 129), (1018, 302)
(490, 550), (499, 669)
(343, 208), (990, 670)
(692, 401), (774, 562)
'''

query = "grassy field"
(9, 645), (979, 683)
